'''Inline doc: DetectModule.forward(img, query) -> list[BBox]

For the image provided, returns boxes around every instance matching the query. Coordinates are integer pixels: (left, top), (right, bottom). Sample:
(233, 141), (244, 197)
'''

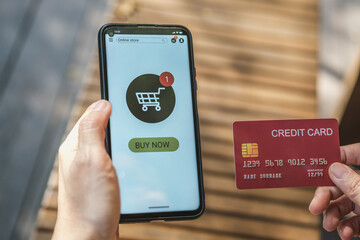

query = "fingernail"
(93, 100), (107, 111)
(330, 163), (349, 179)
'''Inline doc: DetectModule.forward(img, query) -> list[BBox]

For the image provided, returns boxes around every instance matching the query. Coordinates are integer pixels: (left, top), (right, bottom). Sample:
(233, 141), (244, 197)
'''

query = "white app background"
(105, 34), (200, 214)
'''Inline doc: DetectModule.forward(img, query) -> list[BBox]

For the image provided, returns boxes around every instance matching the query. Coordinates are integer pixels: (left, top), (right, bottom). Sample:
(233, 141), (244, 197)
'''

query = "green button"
(129, 137), (179, 153)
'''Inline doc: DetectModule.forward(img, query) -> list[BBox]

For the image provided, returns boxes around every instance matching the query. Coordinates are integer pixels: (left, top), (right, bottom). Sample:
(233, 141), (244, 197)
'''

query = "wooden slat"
(141, 0), (318, 24)
(194, 54), (317, 81)
(169, 211), (319, 240)
(201, 0), (318, 17)
(190, 1), (318, 26)
(194, 40), (318, 72)
(198, 108), (316, 127)
(190, 28), (317, 59)
(197, 87), (315, 116)
(140, 0), (317, 39)
(135, 8), (317, 52)
(196, 67), (316, 92)
(30, 231), (53, 240)
(119, 223), (254, 240)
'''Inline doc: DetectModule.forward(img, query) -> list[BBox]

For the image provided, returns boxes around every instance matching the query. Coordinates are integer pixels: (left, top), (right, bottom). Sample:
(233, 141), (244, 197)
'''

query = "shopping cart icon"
(136, 87), (165, 112)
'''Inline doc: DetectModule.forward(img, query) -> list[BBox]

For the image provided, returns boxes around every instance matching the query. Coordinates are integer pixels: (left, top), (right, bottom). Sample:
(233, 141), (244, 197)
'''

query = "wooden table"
(32, 0), (320, 239)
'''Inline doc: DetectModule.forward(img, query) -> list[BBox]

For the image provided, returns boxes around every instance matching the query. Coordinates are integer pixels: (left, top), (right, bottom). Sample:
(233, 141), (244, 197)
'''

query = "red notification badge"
(233, 119), (341, 189)
(159, 72), (174, 87)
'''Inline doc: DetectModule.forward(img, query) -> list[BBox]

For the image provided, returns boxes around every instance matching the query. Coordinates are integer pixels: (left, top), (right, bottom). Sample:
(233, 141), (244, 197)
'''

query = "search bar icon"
(116, 37), (168, 44)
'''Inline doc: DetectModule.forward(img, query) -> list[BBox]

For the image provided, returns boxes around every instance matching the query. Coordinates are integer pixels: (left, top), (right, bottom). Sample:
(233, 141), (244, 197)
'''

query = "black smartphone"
(98, 24), (204, 223)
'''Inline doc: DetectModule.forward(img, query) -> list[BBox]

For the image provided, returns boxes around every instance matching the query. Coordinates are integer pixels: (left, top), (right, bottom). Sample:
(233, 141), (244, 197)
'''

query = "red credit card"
(233, 119), (340, 189)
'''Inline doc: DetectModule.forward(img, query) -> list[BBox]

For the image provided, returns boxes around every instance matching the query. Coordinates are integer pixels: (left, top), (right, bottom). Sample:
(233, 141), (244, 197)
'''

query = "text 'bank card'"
(233, 119), (341, 189)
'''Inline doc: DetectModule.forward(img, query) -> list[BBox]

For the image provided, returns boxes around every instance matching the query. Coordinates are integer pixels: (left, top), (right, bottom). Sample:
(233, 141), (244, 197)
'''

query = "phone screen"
(104, 27), (200, 215)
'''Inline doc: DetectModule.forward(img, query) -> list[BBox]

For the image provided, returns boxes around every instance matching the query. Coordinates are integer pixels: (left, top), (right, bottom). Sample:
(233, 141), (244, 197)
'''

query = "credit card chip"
(241, 143), (259, 157)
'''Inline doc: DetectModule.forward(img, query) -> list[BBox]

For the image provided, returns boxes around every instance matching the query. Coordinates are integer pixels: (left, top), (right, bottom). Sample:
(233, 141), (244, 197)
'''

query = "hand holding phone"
(54, 101), (120, 240)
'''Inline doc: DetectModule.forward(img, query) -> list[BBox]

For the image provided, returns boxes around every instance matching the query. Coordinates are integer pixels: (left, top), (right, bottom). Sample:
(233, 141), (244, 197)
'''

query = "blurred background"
(1, 0), (360, 239)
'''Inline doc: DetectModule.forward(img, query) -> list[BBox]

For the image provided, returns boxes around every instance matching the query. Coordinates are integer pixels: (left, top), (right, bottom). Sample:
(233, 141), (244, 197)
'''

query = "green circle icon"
(126, 74), (175, 123)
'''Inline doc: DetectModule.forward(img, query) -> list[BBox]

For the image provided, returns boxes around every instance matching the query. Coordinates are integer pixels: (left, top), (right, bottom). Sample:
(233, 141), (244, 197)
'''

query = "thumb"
(78, 100), (111, 149)
(329, 163), (360, 205)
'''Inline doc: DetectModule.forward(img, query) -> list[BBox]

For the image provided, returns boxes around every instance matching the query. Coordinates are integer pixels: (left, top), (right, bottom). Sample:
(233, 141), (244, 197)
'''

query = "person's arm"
(309, 143), (360, 240)
(52, 100), (120, 240)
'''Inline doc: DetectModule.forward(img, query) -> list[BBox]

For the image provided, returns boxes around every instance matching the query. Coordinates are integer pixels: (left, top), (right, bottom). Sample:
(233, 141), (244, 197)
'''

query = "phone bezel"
(98, 23), (205, 223)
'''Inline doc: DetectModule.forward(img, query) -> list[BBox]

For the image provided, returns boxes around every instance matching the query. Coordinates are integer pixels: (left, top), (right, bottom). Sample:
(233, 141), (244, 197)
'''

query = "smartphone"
(98, 24), (205, 223)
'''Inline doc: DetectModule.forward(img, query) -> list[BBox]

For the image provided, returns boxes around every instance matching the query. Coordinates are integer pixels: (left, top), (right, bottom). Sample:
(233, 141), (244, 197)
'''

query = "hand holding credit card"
(233, 119), (341, 189)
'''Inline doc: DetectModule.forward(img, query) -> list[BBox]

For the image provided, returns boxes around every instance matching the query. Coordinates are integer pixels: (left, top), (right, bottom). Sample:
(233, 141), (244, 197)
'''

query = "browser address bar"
(116, 37), (168, 44)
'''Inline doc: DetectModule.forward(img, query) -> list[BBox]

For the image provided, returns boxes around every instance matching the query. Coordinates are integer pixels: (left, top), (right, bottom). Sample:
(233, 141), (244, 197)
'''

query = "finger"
(338, 215), (360, 240)
(323, 195), (354, 231)
(341, 143), (360, 165)
(78, 100), (111, 149)
(309, 186), (343, 215)
(329, 163), (360, 207)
